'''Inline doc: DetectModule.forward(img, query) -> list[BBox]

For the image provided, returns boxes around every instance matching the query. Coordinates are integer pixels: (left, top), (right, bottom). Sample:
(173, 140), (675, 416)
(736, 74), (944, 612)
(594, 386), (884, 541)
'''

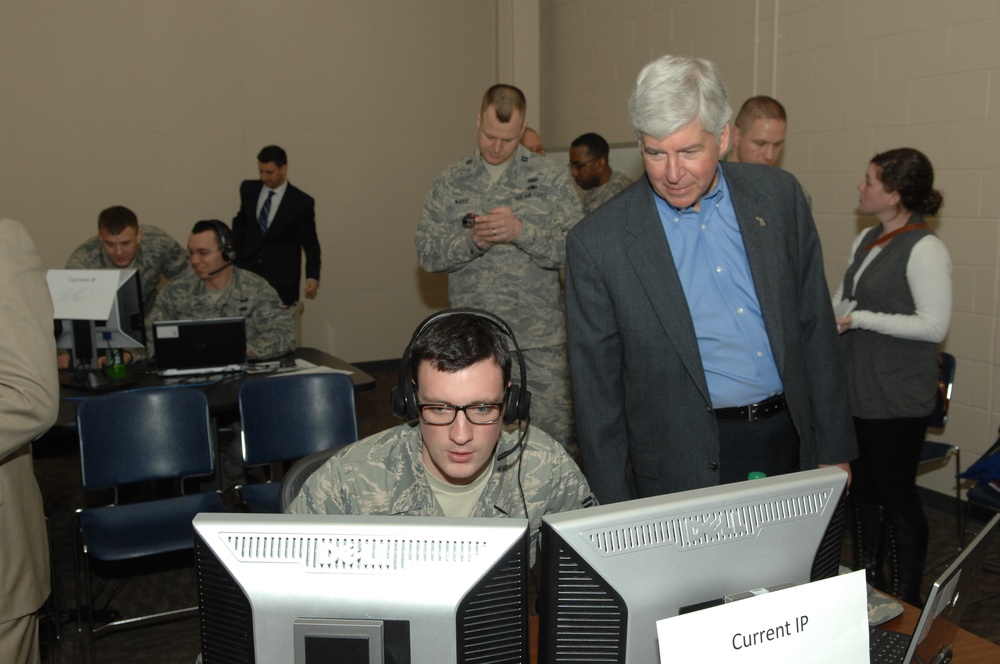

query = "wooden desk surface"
(882, 600), (1000, 663)
(528, 606), (1000, 663)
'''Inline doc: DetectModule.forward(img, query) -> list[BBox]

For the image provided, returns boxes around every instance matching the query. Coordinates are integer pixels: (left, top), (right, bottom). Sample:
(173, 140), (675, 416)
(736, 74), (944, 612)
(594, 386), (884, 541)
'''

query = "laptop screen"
(153, 317), (247, 373)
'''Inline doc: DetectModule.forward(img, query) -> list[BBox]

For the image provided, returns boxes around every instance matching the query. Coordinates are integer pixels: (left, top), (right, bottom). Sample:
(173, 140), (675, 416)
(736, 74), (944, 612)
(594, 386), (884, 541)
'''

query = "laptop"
(153, 317), (247, 376)
(869, 513), (1000, 664)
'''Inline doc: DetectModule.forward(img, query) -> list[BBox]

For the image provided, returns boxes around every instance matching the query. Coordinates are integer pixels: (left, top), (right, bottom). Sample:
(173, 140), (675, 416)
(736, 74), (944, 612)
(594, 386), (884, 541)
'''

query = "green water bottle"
(103, 332), (127, 379)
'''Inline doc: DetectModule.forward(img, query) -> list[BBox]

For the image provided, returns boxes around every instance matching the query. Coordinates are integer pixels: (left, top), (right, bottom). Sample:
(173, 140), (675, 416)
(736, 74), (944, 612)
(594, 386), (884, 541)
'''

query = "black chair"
(918, 352), (961, 541)
(279, 446), (344, 512)
(236, 373), (358, 513)
(72, 388), (227, 661)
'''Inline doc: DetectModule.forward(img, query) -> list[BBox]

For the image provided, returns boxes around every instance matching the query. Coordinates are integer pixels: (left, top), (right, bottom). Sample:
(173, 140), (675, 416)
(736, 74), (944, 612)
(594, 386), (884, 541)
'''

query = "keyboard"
(869, 625), (911, 664)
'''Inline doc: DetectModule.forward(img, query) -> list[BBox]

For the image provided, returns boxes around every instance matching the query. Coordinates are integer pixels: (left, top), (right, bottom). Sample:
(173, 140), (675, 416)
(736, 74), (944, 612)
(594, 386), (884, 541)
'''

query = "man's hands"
(471, 207), (524, 250)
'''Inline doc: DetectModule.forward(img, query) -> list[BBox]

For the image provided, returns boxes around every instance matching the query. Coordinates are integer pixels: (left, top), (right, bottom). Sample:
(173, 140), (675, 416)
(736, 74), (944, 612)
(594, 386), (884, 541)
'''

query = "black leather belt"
(714, 394), (786, 422)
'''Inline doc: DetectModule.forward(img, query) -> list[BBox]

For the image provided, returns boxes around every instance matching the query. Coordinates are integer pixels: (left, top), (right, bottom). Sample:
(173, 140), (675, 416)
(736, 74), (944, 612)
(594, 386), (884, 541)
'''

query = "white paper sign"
(656, 571), (869, 664)
(46, 269), (120, 320)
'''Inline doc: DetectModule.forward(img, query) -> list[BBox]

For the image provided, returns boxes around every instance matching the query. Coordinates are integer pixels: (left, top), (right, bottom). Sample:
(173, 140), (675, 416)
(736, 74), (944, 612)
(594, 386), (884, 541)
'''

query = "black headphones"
(206, 219), (237, 263)
(390, 308), (530, 425)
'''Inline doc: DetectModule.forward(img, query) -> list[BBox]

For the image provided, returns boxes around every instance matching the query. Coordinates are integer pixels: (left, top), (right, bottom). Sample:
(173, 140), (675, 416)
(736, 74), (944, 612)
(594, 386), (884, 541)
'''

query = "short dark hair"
(191, 219), (232, 252)
(734, 96), (787, 132)
(257, 145), (287, 167)
(410, 314), (512, 388)
(871, 148), (943, 216)
(480, 84), (526, 123)
(571, 132), (610, 160)
(97, 206), (138, 235)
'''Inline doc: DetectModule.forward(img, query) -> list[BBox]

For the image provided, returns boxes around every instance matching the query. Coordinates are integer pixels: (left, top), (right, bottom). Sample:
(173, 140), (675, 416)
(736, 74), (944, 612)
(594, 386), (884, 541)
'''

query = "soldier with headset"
(146, 219), (294, 361)
(288, 308), (595, 566)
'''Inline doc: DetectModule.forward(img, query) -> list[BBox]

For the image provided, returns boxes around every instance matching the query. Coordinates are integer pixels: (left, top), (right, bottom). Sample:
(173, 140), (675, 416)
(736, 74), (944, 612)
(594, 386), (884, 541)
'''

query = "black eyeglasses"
(569, 158), (596, 171)
(416, 402), (505, 425)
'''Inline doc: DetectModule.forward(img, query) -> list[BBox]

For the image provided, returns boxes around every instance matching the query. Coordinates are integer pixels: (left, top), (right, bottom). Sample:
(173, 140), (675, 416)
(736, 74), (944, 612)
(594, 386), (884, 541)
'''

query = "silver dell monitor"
(194, 513), (530, 664)
(538, 467), (848, 663)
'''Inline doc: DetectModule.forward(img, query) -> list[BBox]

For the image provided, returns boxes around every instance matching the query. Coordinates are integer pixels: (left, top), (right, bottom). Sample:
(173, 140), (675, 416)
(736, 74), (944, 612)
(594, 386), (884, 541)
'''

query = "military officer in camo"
(65, 205), (189, 312)
(289, 310), (595, 566)
(147, 220), (294, 361)
(416, 84), (582, 454)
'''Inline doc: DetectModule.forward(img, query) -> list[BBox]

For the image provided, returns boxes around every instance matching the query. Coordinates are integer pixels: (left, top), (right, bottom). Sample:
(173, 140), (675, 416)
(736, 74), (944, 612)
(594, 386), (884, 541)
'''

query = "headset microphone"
(494, 422), (530, 461)
(205, 262), (231, 277)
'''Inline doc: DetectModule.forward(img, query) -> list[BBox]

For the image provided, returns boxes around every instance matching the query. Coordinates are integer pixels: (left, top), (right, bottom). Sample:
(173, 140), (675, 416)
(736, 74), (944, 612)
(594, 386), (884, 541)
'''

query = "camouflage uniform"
(65, 225), (189, 312)
(288, 422), (596, 566)
(416, 146), (582, 448)
(147, 267), (294, 360)
(582, 170), (634, 215)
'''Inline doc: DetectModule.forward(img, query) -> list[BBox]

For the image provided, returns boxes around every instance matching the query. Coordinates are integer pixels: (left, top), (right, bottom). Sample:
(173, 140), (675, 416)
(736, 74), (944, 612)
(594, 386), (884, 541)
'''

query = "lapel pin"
(756, 216), (766, 227)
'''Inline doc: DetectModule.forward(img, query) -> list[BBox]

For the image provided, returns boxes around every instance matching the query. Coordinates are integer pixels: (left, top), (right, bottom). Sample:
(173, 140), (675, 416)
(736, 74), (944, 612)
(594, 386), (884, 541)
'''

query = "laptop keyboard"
(869, 625), (911, 664)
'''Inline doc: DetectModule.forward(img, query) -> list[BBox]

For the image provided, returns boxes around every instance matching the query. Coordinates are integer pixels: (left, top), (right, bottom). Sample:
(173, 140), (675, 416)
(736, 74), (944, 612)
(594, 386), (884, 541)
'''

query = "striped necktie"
(259, 190), (275, 235)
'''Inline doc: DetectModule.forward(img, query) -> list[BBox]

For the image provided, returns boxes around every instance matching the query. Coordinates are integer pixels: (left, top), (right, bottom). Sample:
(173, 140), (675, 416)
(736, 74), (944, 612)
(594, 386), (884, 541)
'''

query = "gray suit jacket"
(566, 163), (857, 504)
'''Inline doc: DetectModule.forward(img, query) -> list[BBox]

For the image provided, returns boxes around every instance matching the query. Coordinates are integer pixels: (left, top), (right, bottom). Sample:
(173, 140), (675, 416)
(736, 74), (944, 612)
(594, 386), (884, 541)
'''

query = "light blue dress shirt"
(654, 166), (783, 407)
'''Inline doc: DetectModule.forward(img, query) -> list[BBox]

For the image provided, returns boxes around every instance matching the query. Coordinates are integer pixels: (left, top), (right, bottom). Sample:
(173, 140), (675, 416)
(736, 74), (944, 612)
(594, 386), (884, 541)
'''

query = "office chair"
(72, 388), (226, 662)
(917, 352), (961, 542)
(236, 372), (358, 513)
(279, 446), (344, 512)
(960, 428), (1000, 538)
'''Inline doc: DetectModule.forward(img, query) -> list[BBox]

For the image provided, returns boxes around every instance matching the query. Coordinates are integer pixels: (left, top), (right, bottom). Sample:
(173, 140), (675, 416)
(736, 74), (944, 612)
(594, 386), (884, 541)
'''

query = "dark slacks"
(717, 408), (801, 484)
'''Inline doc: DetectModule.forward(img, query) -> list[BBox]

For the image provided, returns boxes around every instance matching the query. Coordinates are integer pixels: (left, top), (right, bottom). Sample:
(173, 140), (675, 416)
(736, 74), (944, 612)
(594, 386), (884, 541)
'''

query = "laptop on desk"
(153, 317), (247, 377)
(869, 513), (1000, 664)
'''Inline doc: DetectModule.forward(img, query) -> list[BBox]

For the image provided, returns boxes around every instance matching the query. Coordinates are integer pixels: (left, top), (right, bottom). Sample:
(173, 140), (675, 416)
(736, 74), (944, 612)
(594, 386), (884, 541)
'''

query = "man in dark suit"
(566, 54), (856, 505)
(232, 145), (321, 307)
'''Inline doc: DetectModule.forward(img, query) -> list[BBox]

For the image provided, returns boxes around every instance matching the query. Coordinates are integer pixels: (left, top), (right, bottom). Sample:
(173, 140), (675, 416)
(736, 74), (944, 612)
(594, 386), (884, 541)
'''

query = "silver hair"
(628, 54), (732, 140)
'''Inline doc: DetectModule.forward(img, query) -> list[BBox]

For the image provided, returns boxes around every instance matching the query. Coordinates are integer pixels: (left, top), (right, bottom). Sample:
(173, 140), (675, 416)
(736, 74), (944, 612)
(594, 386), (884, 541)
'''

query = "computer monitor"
(538, 467), (848, 663)
(51, 268), (145, 368)
(193, 513), (531, 664)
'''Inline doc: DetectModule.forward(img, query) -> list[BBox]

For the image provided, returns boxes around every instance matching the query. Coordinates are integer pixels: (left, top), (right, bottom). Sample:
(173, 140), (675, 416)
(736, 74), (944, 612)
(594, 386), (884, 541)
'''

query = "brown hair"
(480, 84), (526, 123)
(97, 206), (138, 235)
(871, 148), (943, 216)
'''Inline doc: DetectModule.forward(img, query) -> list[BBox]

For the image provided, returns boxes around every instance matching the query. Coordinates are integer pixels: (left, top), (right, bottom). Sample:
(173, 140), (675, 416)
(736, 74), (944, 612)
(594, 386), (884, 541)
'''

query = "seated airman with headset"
(288, 308), (596, 566)
(146, 220), (294, 361)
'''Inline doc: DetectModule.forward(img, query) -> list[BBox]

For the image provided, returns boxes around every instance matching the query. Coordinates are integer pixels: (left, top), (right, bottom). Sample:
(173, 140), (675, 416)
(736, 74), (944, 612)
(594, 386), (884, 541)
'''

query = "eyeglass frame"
(569, 157), (596, 171)
(416, 401), (506, 426)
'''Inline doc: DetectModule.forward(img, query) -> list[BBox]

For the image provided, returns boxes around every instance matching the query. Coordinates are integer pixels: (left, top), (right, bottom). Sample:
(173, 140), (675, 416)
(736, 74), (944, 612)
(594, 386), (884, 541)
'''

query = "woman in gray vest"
(834, 148), (951, 607)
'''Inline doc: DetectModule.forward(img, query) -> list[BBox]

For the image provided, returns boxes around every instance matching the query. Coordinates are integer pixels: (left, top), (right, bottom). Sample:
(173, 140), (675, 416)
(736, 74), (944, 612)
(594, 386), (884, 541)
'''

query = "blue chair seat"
(79, 492), (226, 561)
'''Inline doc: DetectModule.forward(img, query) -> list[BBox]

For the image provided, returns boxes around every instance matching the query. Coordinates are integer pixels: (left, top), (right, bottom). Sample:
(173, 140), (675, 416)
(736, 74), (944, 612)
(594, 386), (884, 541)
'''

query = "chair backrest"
(930, 352), (957, 429)
(76, 387), (215, 491)
(238, 372), (358, 466)
(279, 446), (343, 512)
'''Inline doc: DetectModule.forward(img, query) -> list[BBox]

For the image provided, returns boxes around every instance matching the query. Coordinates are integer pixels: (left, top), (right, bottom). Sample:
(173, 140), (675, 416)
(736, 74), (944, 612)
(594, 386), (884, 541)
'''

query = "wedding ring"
(492, 229), (496, 236)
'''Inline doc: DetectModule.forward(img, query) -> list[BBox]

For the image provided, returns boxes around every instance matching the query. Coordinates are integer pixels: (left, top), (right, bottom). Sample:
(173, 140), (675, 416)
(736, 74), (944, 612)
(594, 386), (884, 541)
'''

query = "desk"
(526, 608), (1000, 663)
(56, 347), (374, 428)
(881, 601), (1000, 663)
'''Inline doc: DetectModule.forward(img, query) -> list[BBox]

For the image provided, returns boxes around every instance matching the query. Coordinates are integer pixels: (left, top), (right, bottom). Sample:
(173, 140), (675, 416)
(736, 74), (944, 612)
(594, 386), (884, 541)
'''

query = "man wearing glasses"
(146, 220), (294, 361)
(289, 311), (594, 565)
(570, 133), (634, 214)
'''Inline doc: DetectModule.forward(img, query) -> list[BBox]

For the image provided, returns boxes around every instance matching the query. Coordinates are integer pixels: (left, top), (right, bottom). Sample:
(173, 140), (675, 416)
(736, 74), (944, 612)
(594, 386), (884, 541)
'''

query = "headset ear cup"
(516, 387), (531, 423)
(390, 379), (418, 420)
(502, 385), (531, 424)
(502, 386), (519, 424)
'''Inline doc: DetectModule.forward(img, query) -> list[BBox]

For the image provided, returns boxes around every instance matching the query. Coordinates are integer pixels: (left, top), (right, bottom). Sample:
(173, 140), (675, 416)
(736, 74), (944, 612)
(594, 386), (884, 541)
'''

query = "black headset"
(205, 219), (237, 263)
(390, 308), (530, 425)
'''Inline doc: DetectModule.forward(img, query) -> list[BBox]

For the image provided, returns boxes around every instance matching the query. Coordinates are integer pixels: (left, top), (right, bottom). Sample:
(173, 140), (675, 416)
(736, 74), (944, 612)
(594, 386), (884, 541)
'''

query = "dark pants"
(849, 415), (931, 606)
(717, 408), (800, 484)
